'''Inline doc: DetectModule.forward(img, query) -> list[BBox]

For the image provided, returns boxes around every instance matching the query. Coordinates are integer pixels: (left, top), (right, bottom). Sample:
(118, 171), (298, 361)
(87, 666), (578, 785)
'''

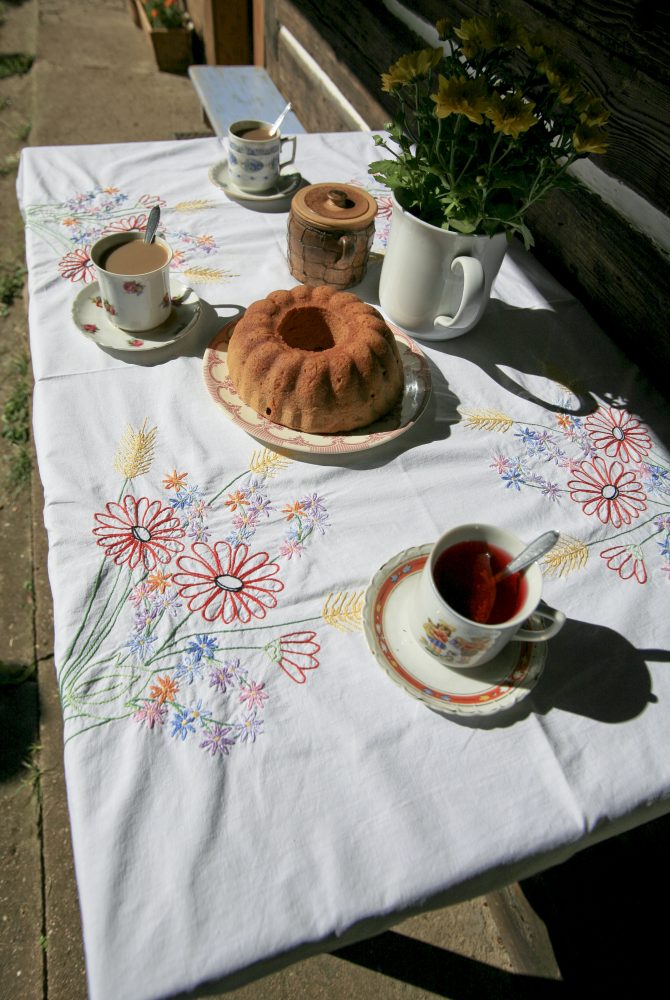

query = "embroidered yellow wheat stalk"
(462, 409), (514, 433)
(541, 535), (589, 577)
(172, 200), (216, 212)
(322, 591), (364, 632)
(113, 420), (157, 479)
(248, 448), (291, 477)
(182, 266), (238, 283)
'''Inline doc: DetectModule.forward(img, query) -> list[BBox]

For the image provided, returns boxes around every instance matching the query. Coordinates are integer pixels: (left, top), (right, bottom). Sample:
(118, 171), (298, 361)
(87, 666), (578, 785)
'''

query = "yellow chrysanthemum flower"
(485, 92), (539, 139)
(576, 94), (610, 127)
(538, 51), (580, 103)
(435, 18), (451, 41)
(455, 14), (523, 58)
(381, 48), (442, 92)
(431, 75), (489, 124)
(573, 123), (609, 154)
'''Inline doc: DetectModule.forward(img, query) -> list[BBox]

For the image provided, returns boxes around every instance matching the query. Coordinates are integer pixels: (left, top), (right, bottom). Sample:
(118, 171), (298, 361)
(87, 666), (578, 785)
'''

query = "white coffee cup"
(227, 119), (295, 193)
(90, 232), (173, 332)
(410, 524), (565, 668)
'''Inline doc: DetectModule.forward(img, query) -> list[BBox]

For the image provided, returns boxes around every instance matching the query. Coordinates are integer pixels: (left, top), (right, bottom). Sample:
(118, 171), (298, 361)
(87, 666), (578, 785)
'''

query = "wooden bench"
(188, 65), (306, 137)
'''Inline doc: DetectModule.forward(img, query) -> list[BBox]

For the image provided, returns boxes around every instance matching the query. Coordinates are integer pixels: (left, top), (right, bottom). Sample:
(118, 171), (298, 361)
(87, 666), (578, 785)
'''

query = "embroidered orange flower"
(163, 469), (188, 490)
(225, 491), (248, 511)
(147, 569), (173, 593)
(149, 674), (179, 703)
(282, 501), (305, 521)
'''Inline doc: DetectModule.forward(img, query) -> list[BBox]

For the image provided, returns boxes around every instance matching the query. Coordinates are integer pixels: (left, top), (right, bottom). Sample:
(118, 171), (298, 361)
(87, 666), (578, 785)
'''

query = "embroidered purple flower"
(654, 514), (670, 532)
(170, 707), (198, 741)
(200, 725), (236, 757)
(134, 699), (168, 729)
(239, 681), (269, 710)
(540, 481), (561, 501)
(151, 590), (183, 617)
(209, 664), (235, 694)
(237, 711), (264, 743)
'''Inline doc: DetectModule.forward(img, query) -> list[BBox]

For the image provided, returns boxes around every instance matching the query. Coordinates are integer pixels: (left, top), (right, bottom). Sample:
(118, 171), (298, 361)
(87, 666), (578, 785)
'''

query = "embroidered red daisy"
(263, 631), (320, 683)
(567, 457), (646, 528)
(585, 407), (651, 463)
(58, 248), (94, 284)
(93, 495), (185, 570)
(600, 545), (647, 583)
(173, 541), (283, 624)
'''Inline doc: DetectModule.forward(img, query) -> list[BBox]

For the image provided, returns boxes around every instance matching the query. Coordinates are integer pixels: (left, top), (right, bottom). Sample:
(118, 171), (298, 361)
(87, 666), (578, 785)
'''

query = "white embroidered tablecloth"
(18, 132), (670, 1000)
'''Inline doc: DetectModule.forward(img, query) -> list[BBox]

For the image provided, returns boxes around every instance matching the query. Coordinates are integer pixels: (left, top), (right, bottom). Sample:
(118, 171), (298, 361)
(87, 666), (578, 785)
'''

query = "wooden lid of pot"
(291, 183), (377, 232)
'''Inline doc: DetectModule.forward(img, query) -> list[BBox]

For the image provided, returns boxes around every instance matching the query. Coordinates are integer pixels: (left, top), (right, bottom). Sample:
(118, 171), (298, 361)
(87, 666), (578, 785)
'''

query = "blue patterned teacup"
(227, 119), (294, 193)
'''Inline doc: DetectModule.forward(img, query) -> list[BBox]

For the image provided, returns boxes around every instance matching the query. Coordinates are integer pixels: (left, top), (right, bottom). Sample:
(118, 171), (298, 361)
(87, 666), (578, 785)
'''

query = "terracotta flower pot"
(134, 1), (193, 75)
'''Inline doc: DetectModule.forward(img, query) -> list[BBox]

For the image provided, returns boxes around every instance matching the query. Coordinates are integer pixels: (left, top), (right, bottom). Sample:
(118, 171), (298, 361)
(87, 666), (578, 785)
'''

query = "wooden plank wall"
(264, 0), (670, 389)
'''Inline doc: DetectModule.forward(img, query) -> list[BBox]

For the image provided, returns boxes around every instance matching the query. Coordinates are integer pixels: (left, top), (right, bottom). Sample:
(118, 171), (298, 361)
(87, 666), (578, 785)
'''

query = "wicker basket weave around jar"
(287, 184), (378, 289)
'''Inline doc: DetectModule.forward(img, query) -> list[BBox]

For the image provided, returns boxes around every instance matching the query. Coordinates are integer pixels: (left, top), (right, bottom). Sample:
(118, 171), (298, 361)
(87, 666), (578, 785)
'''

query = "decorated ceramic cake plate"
(208, 161), (302, 202)
(202, 321), (432, 455)
(362, 545), (546, 717)
(72, 277), (201, 352)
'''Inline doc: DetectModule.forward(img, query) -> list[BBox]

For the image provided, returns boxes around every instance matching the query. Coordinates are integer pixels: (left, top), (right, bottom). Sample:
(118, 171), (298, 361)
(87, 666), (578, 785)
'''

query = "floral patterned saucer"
(72, 277), (201, 352)
(208, 160), (302, 202)
(202, 321), (432, 455)
(363, 545), (546, 716)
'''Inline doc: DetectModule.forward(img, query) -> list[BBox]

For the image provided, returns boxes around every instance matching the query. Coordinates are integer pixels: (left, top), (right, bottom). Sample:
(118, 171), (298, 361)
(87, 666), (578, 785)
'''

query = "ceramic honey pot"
(287, 183), (377, 289)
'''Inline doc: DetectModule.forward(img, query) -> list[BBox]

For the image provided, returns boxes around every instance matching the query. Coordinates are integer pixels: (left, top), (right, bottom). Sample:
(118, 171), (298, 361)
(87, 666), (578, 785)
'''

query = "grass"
(0, 261), (25, 314)
(1, 349), (32, 492)
(0, 52), (34, 79)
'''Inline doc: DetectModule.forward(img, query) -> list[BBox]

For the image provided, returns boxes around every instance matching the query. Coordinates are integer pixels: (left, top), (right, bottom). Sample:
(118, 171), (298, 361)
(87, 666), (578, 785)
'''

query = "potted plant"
(370, 13), (609, 338)
(135, 0), (194, 75)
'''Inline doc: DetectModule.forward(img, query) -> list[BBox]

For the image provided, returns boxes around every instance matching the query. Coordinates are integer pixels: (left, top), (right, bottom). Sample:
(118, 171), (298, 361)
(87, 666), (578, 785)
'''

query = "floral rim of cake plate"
(362, 545), (546, 717)
(202, 321), (432, 455)
(208, 160), (302, 202)
(72, 277), (201, 352)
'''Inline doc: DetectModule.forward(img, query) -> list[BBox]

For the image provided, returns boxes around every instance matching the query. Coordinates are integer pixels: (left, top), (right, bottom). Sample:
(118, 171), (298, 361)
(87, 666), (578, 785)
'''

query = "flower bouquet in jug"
(369, 13), (609, 248)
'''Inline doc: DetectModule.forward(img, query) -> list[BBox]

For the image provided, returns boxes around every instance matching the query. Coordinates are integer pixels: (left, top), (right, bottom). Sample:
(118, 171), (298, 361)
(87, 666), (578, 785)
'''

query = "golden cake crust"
(227, 285), (404, 433)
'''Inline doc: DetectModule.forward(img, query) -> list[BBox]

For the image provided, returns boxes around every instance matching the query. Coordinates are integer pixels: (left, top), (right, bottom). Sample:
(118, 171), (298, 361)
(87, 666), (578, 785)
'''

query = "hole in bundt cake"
(277, 307), (338, 352)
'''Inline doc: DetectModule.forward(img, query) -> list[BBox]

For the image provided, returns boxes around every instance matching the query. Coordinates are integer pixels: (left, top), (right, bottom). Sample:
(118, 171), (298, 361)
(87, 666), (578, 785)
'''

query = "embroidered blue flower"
(187, 634), (219, 661)
(125, 631), (157, 661)
(170, 708), (198, 741)
(174, 653), (204, 685)
(501, 468), (524, 490)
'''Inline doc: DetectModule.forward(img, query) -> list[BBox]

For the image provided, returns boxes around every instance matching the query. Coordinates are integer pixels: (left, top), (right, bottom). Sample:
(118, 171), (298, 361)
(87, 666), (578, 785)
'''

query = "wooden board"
(187, 65), (305, 136)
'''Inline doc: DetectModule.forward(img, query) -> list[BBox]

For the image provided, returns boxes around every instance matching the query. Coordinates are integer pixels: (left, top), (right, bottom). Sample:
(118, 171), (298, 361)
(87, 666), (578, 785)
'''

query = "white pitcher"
(379, 196), (508, 340)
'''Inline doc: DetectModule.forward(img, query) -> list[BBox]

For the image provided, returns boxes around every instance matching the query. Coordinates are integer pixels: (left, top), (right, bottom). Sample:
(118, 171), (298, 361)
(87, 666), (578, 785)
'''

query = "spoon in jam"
(468, 530), (560, 624)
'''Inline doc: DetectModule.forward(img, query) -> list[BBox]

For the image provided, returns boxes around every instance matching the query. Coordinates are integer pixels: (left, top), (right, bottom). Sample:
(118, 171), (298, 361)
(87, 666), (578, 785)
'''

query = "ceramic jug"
(379, 196), (508, 340)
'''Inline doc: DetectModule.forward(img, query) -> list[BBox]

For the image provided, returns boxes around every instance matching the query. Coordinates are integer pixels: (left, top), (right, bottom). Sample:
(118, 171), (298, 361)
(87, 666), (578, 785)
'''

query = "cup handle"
(514, 602), (566, 642)
(433, 256), (484, 334)
(280, 135), (297, 168)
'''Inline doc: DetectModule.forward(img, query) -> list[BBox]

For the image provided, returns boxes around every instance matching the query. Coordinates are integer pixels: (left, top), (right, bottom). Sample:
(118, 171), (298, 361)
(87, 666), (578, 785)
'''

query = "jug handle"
(334, 234), (356, 269)
(433, 256), (484, 333)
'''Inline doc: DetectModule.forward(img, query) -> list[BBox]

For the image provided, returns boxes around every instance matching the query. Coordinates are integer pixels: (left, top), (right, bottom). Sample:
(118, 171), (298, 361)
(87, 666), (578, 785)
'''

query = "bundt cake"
(227, 285), (404, 433)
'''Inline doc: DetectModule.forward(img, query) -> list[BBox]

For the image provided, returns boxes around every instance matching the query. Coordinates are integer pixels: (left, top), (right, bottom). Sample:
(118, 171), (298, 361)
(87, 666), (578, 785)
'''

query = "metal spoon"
(144, 205), (160, 244)
(267, 101), (292, 137)
(467, 531), (559, 624)
(495, 530), (560, 582)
